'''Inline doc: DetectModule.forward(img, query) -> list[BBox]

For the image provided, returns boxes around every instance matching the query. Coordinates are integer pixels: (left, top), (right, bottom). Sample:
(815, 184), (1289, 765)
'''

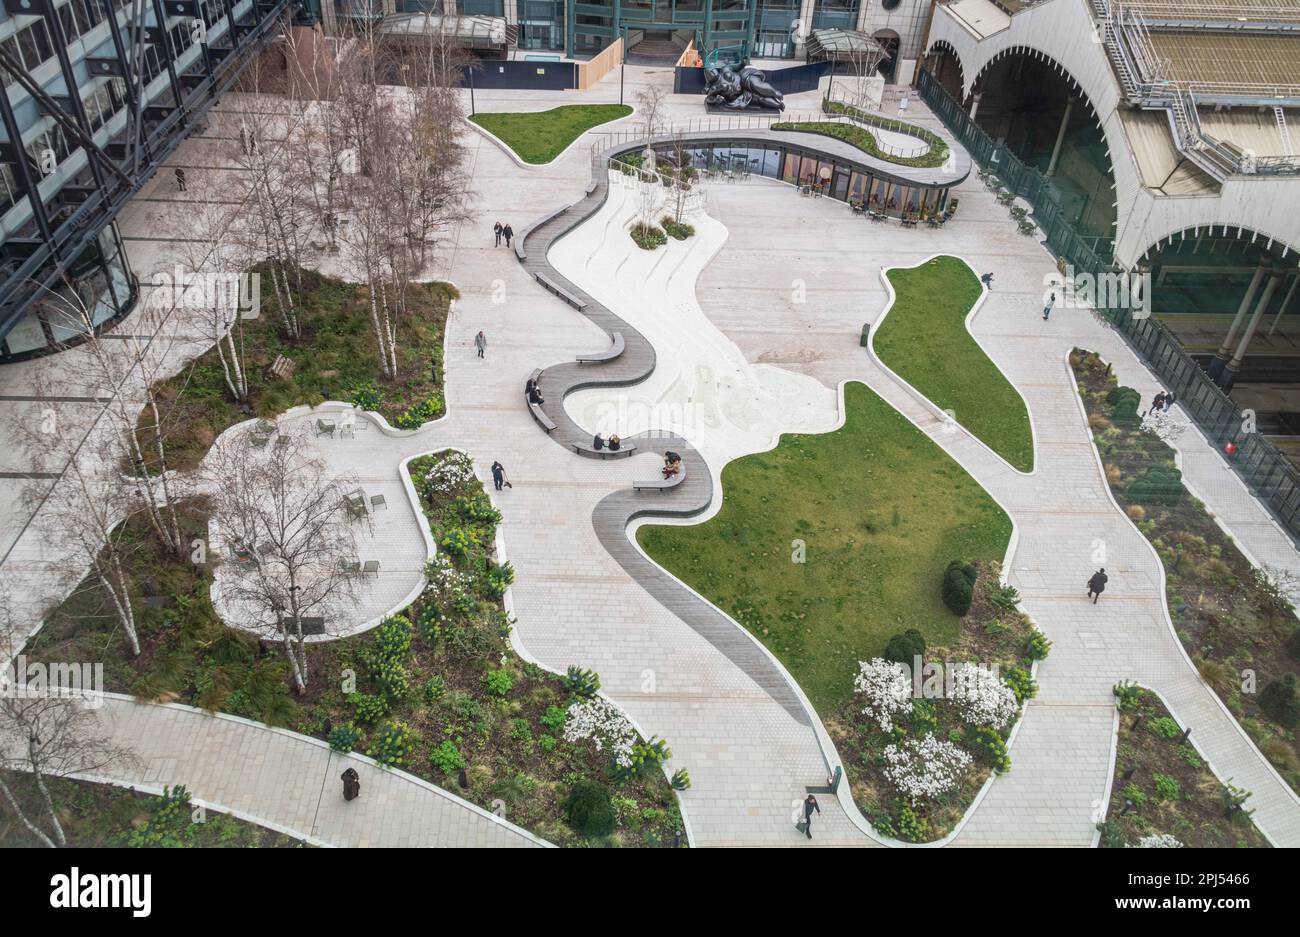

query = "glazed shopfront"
(647, 138), (962, 218)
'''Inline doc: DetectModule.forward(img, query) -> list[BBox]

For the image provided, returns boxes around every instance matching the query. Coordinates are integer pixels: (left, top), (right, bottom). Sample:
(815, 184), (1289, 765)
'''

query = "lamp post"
(619, 25), (626, 106)
(468, 63), (476, 117)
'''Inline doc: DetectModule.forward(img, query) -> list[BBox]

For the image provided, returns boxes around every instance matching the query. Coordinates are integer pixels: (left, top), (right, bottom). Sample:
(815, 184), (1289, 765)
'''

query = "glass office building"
(0, 0), (292, 362)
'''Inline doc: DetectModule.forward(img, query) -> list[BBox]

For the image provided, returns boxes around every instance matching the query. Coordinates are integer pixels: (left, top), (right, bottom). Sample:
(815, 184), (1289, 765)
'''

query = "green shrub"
(1113, 681), (1142, 712)
(483, 668), (514, 697)
(1024, 630), (1053, 661)
(1107, 385), (1142, 424)
(539, 734), (557, 753)
(372, 614), (413, 661)
(373, 658), (409, 703)
(350, 692), (390, 724)
(1259, 673), (1300, 728)
(394, 396), (444, 430)
(1004, 665), (1037, 704)
(986, 582), (1021, 610)
(423, 675), (447, 705)
(630, 222), (667, 250)
(565, 665), (601, 699)
(368, 721), (417, 768)
(941, 560), (977, 616)
(328, 723), (363, 753)
(429, 739), (468, 774)
(1125, 464), (1183, 507)
(349, 381), (383, 411)
(541, 705), (567, 732)
(1153, 772), (1181, 802)
(455, 495), (502, 525)
(564, 780), (617, 837)
(1149, 716), (1181, 739)
(671, 768), (692, 790)
(617, 736), (672, 781)
(660, 215), (695, 240)
(883, 628), (926, 666)
(968, 726), (1011, 774)
(486, 561), (515, 598)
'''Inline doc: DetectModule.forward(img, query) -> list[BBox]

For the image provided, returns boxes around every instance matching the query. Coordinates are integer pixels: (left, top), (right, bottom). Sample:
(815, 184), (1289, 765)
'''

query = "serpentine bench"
(576, 331), (625, 364)
(535, 271), (587, 310)
(633, 467), (686, 492)
(573, 441), (636, 459)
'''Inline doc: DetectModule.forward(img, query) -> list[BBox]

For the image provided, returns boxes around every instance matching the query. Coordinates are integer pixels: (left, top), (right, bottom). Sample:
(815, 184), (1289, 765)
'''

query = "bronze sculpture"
(703, 62), (785, 112)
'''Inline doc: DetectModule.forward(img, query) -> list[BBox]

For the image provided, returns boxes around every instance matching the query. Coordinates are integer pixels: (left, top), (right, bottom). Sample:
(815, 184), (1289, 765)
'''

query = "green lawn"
(470, 104), (633, 164)
(873, 255), (1035, 472)
(636, 381), (1013, 712)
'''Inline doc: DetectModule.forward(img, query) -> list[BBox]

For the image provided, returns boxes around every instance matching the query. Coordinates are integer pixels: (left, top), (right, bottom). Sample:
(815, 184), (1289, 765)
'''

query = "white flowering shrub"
(883, 734), (973, 803)
(854, 658), (913, 732)
(423, 451), (476, 495)
(949, 663), (1020, 729)
(563, 697), (637, 768)
(1134, 833), (1183, 848)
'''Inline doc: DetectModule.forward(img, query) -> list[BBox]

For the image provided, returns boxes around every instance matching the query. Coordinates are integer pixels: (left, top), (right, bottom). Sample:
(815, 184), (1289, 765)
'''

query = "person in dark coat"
(1148, 392), (1166, 416)
(1087, 567), (1108, 604)
(493, 221), (503, 247)
(491, 461), (505, 492)
(802, 794), (820, 839)
(174, 167), (187, 191)
(341, 767), (360, 801)
(593, 433), (605, 450)
(528, 384), (544, 405)
(502, 223), (514, 248)
(608, 434), (621, 451)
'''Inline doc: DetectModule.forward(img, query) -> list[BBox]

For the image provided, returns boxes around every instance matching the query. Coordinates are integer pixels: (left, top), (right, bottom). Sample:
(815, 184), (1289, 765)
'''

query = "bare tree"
(637, 84), (667, 145)
(206, 434), (358, 694)
(0, 602), (135, 847)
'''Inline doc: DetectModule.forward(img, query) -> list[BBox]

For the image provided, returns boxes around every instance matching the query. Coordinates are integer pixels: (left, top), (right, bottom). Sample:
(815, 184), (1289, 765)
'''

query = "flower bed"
(826, 561), (1045, 842)
(1072, 349), (1300, 794)
(1098, 684), (1270, 848)
(630, 221), (668, 250)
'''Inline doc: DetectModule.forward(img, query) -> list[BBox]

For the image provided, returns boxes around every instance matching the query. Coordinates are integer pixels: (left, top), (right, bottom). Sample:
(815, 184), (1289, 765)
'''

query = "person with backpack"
(341, 767), (360, 801)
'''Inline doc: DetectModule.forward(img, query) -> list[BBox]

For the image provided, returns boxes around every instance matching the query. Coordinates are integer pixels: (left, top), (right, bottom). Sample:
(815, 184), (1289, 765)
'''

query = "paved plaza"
(2, 67), (1299, 848)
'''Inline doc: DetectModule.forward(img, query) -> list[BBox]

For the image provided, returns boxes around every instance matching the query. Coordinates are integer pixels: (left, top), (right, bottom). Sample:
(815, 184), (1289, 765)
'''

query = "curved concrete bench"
(577, 331), (625, 364)
(634, 467), (686, 492)
(574, 441), (636, 459)
(535, 271), (587, 310)
(529, 401), (557, 433)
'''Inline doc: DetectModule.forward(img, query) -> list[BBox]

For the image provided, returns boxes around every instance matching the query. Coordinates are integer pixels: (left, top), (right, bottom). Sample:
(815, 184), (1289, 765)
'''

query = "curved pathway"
(12, 694), (546, 848)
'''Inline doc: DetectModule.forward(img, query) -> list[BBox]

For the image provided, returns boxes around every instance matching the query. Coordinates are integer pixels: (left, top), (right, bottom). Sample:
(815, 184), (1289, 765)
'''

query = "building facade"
(0, 0), (292, 362)
(321, 0), (937, 63)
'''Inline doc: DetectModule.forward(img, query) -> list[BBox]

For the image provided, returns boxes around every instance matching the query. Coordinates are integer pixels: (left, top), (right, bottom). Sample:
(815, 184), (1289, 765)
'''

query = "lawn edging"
(627, 378), (1029, 847)
(464, 104), (638, 169)
(866, 253), (1038, 476)
(90, 692), (554, 847)
(1064, 349), (1300, 843)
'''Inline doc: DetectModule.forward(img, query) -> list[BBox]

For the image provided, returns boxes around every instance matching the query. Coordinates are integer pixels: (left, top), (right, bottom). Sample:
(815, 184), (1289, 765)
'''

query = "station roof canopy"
(1118, 0), (1300, 25)
(805, 29), (885, 62)
(378, 13), (515, 48)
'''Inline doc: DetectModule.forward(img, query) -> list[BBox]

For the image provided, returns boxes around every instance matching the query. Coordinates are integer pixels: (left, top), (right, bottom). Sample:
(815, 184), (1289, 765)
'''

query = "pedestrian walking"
(493, 221), (503, 247)
(238, 127), (248, 156)
(1087, 567), (1108, 604)
(491, 460), (506, 492)
(341, 767), (360, 801)
(502, 223), (514, 248)
(174, 167), (187, 192)
(1163, 392), (1175, 412)
(474, 330), (487, 359)
(1042, 291), (1055, 320)
(980, 272), (994, 289)
(1148, 392), (1166, 415)
(799, 794), (820, 840)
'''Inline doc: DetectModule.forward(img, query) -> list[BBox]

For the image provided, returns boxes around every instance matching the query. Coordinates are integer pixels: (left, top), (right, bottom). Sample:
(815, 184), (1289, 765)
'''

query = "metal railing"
(919, 64), (1300, 546)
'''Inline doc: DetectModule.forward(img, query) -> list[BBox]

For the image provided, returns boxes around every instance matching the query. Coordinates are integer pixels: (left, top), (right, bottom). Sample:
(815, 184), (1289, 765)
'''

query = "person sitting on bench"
(528, 384), (545, 405)
(608, 434), (621, 451)
(593, 433), (605, 451)
(661, 451), (682, 479)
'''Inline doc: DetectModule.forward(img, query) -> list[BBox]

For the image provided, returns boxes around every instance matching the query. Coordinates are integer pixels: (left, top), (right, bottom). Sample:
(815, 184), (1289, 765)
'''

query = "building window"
(812, 0), (858, 30)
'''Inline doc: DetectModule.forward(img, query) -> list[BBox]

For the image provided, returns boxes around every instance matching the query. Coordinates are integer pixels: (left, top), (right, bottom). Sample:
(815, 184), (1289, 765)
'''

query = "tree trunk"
(0, 777), (57, 848)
